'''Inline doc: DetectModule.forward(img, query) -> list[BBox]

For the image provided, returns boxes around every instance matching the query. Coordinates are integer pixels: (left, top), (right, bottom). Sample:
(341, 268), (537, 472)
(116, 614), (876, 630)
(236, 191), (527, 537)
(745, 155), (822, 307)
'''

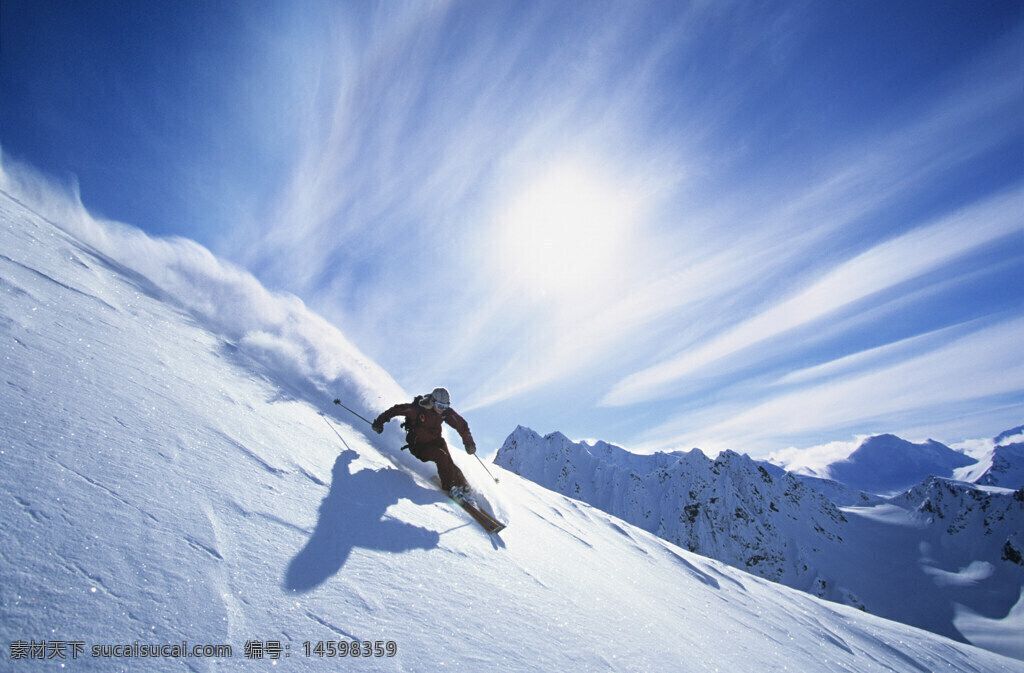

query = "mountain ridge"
(495, 425), (1024, 659)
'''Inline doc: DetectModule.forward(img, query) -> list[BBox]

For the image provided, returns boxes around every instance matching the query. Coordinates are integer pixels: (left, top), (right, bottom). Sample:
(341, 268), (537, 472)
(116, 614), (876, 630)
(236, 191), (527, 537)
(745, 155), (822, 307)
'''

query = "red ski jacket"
(377, 399), (476, 453)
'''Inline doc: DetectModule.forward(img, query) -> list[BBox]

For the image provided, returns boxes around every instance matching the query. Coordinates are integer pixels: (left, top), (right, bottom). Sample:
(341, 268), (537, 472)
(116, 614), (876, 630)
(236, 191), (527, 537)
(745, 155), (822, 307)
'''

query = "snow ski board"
(431, 477), (506, 534)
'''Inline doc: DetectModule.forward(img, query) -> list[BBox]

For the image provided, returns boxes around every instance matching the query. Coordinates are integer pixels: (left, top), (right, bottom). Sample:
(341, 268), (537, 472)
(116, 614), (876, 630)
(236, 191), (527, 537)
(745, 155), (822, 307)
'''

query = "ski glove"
(371, 417), (385, 434)
(466, 442), (477, 455)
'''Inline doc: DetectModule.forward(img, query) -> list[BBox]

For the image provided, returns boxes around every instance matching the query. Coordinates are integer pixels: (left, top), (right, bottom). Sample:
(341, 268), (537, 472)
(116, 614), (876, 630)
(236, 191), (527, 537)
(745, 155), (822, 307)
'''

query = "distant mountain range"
(820, 434), (976, 494)
(494, 426), (1024, 660)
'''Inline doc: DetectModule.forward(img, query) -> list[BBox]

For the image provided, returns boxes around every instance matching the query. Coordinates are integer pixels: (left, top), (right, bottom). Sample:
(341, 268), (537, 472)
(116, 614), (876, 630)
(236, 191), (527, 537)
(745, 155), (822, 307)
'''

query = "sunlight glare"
(497, 161), (635, 303)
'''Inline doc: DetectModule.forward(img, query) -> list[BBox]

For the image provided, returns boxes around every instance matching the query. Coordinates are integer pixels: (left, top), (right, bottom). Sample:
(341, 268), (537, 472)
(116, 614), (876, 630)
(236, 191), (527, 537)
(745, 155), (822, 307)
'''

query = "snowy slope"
(844, 482), (1024, 660)
(495, 427), (1024, 660)
(2, 187), (1023, 672)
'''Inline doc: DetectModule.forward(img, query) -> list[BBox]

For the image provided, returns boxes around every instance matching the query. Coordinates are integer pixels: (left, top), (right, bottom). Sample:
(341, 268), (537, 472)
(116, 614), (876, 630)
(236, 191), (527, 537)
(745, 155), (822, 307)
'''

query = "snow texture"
(2, 183), (1023, 671)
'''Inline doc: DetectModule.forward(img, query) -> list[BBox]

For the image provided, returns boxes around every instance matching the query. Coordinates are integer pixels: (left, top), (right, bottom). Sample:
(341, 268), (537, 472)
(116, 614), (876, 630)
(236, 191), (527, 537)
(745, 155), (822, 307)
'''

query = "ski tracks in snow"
(194, 496), (251, 647)
(50, 455), (160, 524)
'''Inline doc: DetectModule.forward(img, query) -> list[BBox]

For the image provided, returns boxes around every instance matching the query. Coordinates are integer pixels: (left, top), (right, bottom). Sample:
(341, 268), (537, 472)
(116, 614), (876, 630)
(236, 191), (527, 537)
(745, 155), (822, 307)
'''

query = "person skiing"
(371, 387), (477, 499)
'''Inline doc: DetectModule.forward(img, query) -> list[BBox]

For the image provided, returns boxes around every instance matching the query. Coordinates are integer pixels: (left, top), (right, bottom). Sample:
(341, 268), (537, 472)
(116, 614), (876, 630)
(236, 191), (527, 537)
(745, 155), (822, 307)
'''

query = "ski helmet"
(418, 386), (451, 410)
(429, 387), (450, 410)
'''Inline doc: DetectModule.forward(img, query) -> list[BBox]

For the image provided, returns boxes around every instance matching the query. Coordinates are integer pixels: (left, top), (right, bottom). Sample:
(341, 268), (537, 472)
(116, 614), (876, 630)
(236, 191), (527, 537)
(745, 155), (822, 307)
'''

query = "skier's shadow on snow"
(284, 449), (440, 593)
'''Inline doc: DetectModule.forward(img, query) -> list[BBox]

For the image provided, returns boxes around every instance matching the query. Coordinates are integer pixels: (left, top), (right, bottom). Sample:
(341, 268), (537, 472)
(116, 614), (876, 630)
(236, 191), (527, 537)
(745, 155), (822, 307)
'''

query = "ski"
(432, 478), (506, 534)
(453, 497), (506, 534)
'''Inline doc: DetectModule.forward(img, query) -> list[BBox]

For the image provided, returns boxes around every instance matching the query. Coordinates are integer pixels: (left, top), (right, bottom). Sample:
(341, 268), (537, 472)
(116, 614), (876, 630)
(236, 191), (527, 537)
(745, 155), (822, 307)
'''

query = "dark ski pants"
(410, 439), (468, 492)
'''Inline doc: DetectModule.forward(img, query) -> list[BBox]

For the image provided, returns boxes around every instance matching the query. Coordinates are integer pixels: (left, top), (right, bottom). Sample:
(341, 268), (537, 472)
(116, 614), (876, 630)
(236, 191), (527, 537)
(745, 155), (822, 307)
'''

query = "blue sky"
(2, 0), (1022, 458)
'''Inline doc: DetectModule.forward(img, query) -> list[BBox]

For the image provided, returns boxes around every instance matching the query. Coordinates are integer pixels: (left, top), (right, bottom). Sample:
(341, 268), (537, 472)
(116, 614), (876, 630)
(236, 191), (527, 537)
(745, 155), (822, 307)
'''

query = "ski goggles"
(433, 400), (450, 412)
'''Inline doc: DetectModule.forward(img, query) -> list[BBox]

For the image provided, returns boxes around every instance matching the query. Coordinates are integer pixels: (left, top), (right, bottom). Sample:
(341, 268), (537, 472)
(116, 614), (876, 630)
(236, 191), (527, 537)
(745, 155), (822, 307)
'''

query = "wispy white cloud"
(592, 27), (1023, 414)
(226, 3), (710, 394)
(649, 315), (1024, 454)
(767, 437), (868, 476)
(603, 186), (1023, 407)
(771, 322), (971, 389)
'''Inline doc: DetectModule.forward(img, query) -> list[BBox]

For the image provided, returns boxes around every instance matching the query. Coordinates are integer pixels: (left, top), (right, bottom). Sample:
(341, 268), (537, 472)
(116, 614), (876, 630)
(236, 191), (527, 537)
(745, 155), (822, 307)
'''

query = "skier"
(372, 387), (477, 499)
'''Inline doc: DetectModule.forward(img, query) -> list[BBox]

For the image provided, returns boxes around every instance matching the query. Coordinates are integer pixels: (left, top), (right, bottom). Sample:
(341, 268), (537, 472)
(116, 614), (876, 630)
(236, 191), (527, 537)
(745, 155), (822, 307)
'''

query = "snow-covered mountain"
(822, 434), (977, 495)
(793, 475), (884, 507)
(889, 477), (1024, 565)
(972, 426), (1024, 489)
(495, 427), (849, 588)
(784, 428), (1024, 494)
(3, 179), (1023, 671)
(494, 427), (1024, 660)
(794, 428), (1024, 493)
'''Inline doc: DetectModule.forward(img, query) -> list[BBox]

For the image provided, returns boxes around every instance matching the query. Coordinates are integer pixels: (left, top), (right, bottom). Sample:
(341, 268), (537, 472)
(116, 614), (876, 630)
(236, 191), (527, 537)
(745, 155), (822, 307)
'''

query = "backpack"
(400, 395), (448, 450)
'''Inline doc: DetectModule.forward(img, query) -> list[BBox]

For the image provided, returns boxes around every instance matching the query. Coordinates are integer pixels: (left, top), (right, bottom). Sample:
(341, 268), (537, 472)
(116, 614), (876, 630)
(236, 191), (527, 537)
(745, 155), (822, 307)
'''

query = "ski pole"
(333, 398), (373, 426)
(320, 413), (354, 452)
(475, 454), (500, 484)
